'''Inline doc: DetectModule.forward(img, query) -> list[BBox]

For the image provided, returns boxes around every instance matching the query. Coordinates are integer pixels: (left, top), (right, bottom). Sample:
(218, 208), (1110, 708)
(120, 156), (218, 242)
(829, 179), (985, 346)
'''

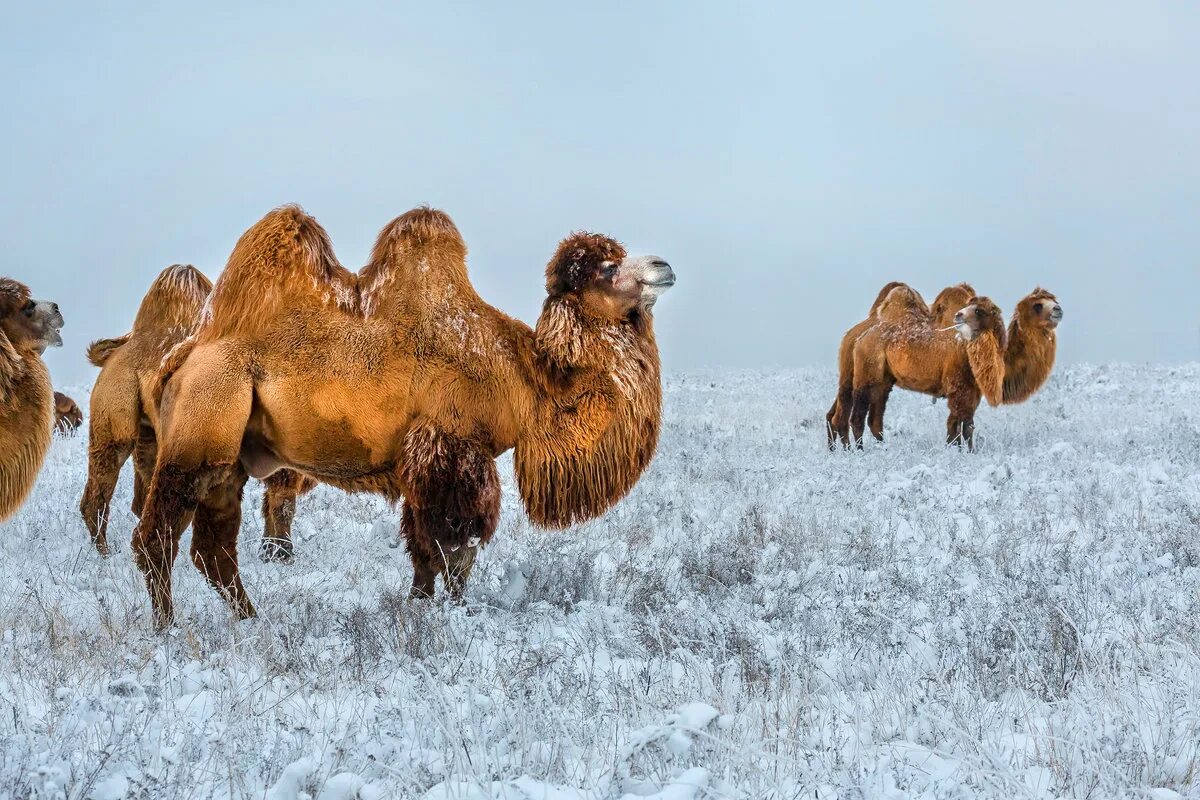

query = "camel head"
(931, 283), (976, 328)
(0, 278), (64, 354)
(545, 233), (675, 321)
(1016, 288), (1063, 331)
(953, 296), (1005, 343)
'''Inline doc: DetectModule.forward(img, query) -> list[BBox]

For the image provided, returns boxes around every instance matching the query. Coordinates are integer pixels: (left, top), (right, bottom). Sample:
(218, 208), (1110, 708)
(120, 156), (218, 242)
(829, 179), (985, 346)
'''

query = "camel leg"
(133, 463), (217, 628)
(131, 425), (157, 517)
(829, 388), (854, 450)
(403, 503), (439, 599)
(133, 348), (253, 628)
(191, 464), (255, 619)
(260, 470), (315, 563)
(403, 429), (500, 601)
(945, 392), (980, 452)
(79, 439), (133, 556)
(867, 380), (895, 443)
(849, 386), (873, 449)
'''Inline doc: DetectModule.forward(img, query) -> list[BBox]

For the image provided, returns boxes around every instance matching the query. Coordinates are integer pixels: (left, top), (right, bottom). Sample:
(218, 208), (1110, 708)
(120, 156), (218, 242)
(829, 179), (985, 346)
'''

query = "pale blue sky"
(3, 2), (1197, 387)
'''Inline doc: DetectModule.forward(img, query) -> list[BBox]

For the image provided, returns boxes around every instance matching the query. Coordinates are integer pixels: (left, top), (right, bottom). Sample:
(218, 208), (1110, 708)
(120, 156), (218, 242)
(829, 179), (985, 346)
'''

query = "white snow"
(0, 363), (1197, 797)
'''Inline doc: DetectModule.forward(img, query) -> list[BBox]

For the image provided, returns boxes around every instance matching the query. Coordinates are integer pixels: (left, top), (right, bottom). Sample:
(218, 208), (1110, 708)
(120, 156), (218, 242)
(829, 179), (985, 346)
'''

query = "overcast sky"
(3, 2), (1197, 388)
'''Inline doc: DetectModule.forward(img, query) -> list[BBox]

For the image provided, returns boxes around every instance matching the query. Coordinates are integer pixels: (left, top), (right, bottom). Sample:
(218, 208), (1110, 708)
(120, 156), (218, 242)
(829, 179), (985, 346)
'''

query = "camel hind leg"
(828, 389), (854, 450)
(80, 439), (133, 556)
(190, 464), (254, 619)
(260, 469), (316, 563)
(80, 364), (140, 555)
(866, 379), (895, 443)
(133, 348), (253, 628)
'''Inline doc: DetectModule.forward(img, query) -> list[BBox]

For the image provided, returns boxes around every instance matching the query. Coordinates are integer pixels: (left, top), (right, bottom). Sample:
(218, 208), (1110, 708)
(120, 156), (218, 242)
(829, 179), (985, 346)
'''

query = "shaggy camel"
(1002, 288), (1062, 404)
(133, 205), (675, 626)
(0, 278), (64, 522)
(54, 391), (83, 434)
(849, 291), (1006, 450)
(827, 282), (975, 448)
(81, 264), (314, 559)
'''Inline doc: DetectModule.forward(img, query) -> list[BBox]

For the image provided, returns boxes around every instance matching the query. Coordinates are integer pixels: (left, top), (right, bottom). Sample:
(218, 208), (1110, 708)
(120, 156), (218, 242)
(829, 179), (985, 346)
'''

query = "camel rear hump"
(199, 205), (357, 337)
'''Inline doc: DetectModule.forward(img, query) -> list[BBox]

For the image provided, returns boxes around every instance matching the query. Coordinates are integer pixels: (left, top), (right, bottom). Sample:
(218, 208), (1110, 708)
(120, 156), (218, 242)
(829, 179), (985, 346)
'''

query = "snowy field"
(1, 364), (1198, 799)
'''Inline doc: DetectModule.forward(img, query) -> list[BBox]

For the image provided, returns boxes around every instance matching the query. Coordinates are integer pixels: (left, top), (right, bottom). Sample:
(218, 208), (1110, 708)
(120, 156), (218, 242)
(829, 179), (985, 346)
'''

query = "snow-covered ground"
(1, 364), (1198, 799)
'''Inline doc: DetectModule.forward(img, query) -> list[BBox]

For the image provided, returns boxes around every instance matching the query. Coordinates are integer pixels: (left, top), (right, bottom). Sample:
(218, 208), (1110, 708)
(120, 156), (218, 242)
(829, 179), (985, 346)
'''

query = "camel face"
(546, 232), (675, 320)
(582, 254), (675, 319)
(1023, 290), (1063, 330)
(0, 280), (64, 354)
(953, 297), (1002, 342)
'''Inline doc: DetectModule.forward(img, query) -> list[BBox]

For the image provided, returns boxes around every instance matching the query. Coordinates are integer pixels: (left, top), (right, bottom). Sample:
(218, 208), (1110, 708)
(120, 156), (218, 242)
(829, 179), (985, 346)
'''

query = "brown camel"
(827, 282), (975, 448)
(849, 292), (1006, 450)
(0, 278), (64, 522)
(132, 205), (675, 627)
(53, 391), (83, 434)
(81, 264), (313, 559)
(1002, 288), (1062, 404)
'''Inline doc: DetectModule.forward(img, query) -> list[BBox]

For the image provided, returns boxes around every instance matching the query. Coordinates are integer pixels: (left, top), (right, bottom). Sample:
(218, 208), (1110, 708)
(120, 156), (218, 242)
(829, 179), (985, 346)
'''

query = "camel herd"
(0, 204), (1063, 628)
(826, 282), (1062, 451)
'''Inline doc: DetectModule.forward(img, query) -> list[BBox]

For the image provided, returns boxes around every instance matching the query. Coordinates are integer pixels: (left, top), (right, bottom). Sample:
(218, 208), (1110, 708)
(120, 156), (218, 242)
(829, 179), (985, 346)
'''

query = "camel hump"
(876, 284), (929, 322)
(360, 206), (469, 315)
(132, 264), (213, 333)
(868, 281), (908, 315)
(86, 334), (131, 367)
(200, 205), (355, 336)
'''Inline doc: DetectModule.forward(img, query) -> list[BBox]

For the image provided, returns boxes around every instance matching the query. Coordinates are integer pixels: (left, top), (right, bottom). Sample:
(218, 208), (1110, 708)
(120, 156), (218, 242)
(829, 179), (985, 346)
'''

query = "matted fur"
(1003, 288), (1060, 404)
(134, 207), (670, 623)
(0, 278), (54, 522)
(963, 298), (1007, 408)
(517, 295), (662, 527)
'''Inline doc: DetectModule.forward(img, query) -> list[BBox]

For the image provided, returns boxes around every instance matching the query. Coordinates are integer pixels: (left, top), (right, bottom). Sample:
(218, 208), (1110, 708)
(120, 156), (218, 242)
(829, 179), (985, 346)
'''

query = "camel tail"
(87, 334), (131, 367)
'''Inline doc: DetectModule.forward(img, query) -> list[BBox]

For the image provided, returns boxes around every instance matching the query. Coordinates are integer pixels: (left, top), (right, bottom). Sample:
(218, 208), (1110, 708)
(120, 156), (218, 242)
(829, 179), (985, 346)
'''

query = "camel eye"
(1032, 303), (1043, 313)
(600, 263), (618, 280)
(22, 301), (35, 316)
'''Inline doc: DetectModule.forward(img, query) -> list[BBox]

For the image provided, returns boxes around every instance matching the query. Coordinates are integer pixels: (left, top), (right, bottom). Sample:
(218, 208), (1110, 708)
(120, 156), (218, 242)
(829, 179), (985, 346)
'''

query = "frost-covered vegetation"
(1, 364), (1197, 798)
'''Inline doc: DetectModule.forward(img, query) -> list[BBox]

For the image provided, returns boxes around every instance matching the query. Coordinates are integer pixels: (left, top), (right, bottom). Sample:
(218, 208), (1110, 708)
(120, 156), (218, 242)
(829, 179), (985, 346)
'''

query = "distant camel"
(848, 290), (1006, 450)
(0, 278), (64, 521)
(827, 282), (975, 448)
(81, 265), (313, 558)
(133, 205), (675, 627)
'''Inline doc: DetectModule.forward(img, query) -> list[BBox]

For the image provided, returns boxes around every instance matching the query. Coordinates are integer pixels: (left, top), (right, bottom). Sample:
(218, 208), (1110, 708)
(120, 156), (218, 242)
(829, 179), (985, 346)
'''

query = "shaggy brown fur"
(54, 391), (83, 434)
(81, 265), (312, 560)
(827, 282), (975, 448)
(135, 204), (674, 626)
(0, 278), (63, 522)
(849, 295), (1006, 451)
(1002, 288), (1062, 404)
